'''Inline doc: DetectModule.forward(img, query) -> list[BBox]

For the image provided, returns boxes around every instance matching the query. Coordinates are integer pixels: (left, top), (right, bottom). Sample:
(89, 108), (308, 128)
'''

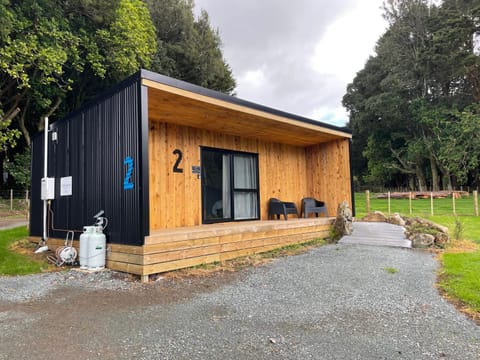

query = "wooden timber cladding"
(148, 121), (351, 230)
(108, 218), (332, 276)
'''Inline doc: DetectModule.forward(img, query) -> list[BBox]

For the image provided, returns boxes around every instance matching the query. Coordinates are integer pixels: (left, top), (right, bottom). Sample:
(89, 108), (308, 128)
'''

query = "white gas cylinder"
(87, 225), (106, 270)
(79, 226), (95, 269)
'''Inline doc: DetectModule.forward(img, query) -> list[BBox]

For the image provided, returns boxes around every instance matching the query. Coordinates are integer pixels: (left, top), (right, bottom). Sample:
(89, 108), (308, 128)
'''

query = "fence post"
(430, 192), (434, 216)
(452, 192), (456, 216)
(474, 190), (478, 217)
(409, 192), (412, 215)
(10, 189), (13, 211)
(366, 190), (370, 213)
(388, 191), (391, 215)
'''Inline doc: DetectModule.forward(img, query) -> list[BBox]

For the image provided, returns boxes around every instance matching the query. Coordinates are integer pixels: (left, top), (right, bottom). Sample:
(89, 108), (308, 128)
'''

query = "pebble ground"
(0, 244), (479, 359)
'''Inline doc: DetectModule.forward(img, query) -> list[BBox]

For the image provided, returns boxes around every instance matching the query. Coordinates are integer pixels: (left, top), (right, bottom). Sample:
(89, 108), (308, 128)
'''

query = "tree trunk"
(430, 156), (440, 191)
(408, 176), (415, 191)
(451, 175), (458, 190)
(18, 109), (31, 148)
(472, 168), (480, 190)
(416, 165), (427, 191)
(443, 174), (453, 191)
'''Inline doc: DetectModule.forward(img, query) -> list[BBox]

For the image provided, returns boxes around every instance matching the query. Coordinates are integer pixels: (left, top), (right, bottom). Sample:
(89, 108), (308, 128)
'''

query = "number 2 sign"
(124, 156), (134, 190)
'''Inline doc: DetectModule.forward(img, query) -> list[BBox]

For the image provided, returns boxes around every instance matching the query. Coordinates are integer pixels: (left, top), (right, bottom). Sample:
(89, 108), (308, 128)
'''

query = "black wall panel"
(30, 80), (146, 246)
(30, 136), (44, 237)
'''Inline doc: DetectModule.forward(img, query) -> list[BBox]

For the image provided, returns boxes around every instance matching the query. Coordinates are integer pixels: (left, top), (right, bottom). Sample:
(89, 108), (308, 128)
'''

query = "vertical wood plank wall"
(306, 139), (352, 212)
(149, 122), (351, 230)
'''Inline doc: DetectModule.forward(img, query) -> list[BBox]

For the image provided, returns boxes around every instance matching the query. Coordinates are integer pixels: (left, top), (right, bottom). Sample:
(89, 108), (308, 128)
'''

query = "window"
(201, 147), (259, 223)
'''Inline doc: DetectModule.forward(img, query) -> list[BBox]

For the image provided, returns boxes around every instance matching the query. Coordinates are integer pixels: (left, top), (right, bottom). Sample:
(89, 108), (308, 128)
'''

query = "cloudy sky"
(194, 0), (388, 127)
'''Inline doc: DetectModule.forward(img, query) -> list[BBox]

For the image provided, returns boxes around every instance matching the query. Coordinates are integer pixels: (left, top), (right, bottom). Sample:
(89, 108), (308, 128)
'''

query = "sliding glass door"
(201, 147), (259, 223)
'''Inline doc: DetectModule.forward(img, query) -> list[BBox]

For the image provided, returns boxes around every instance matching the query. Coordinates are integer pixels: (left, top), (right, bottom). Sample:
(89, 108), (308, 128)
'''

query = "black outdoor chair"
(268, 198), (299, 220)
(301, 197), (328, 218)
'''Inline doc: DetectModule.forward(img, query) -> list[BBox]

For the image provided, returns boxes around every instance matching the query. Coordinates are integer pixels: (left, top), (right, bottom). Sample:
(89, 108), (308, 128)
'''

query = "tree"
(344, 0), (480, 190)
(96, 0), (156, 80)
(0, 0), (157, 147)
(415, 101), (480, 187)
(146, 0), (235, 94)
(4, 149), (30, 189)
(343, 56), (389, 182)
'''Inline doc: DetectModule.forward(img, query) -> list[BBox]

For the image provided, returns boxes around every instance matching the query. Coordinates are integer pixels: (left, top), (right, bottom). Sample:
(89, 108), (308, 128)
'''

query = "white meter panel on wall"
(41, 177), (55, 200)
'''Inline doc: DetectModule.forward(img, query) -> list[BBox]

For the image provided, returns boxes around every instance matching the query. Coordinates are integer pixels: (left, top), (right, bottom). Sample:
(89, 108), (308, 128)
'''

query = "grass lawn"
(0, 226), (50, 275)
(440, 251), (480, 313)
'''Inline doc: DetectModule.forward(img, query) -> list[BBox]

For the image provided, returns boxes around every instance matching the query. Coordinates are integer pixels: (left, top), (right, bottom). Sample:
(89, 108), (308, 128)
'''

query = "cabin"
(30, 69), (353, 281)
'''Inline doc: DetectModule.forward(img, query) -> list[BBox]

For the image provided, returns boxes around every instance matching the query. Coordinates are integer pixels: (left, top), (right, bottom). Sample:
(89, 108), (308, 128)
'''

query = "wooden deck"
(31, 218), (333, 281)
(109, 217), (333, 280)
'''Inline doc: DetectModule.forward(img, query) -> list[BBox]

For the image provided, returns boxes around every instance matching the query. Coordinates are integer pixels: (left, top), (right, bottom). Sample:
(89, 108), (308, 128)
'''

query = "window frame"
(201, 146), (260, 224)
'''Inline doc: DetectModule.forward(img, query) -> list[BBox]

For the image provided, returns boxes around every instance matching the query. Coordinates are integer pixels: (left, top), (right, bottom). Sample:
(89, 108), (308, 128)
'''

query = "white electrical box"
(41, 177), (55, 200)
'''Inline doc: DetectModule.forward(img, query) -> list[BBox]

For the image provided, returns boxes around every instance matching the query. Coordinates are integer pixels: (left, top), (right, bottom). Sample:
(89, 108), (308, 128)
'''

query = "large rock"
(434, 232), (450, 248)
(411, 233), (435, 248)
(405, 217), (448, 234)
(388, 213), (406, 226)
(402, 216), (451, 248)
(431, 222), (449, 235)
(332, 201), (353, 242)
(361, 211), (387, 222)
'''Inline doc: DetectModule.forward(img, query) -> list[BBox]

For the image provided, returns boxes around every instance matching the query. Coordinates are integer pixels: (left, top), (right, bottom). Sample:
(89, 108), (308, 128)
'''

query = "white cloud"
(310, 1), (387, 82)
(195, 0), (387, 126)
(238, 68), (266, 89)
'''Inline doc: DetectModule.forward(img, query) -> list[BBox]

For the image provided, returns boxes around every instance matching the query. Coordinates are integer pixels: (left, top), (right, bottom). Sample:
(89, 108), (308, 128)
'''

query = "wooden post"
(430, 192), (434, 216)
(474, 190), (478, 217)
(409, 192), (412, 215)
(10, 189), (13, 211)
(388, 191), (391, 215)
(452, 192), (456, 216)
(366, 190), (370, 213)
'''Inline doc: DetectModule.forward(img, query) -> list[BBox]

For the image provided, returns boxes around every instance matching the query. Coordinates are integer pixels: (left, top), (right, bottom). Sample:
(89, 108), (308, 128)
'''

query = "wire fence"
(355, 185), (479, 193)
(0, 189), (30, 215)
(356, 190), (479, 218)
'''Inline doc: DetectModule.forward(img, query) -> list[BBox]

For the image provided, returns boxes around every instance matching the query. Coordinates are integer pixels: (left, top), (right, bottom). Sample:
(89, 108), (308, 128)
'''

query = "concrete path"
(0, 219), (28, 230)
(339, 221), (412, 248)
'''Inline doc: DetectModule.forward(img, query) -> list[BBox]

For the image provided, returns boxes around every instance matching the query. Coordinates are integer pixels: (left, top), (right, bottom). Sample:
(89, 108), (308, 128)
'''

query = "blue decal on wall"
(124, 156), (134, 190)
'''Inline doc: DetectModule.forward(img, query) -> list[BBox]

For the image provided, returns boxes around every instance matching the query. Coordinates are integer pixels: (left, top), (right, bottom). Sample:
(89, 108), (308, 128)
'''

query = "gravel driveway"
(0, 243), (479, 359)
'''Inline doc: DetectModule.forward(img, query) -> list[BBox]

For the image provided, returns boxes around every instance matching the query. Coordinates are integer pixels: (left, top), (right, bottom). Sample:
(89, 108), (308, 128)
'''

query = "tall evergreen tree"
(344, 0), (480, 190)
(146, 0), (235, 94)
(0, 0), (157, 148)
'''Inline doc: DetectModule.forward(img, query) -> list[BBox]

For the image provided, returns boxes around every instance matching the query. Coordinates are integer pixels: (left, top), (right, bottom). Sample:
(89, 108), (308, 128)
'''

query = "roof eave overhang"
(140, 70), (351, 147)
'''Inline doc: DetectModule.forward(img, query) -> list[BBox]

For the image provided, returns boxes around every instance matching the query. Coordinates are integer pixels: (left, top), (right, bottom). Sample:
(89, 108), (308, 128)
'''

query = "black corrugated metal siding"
(30, 135), (44, 237)
(30, 80), (147, 246)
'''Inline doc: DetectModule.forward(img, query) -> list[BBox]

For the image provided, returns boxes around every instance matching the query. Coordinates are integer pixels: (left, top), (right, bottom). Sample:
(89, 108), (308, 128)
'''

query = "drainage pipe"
(43, 116), (49, 244)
